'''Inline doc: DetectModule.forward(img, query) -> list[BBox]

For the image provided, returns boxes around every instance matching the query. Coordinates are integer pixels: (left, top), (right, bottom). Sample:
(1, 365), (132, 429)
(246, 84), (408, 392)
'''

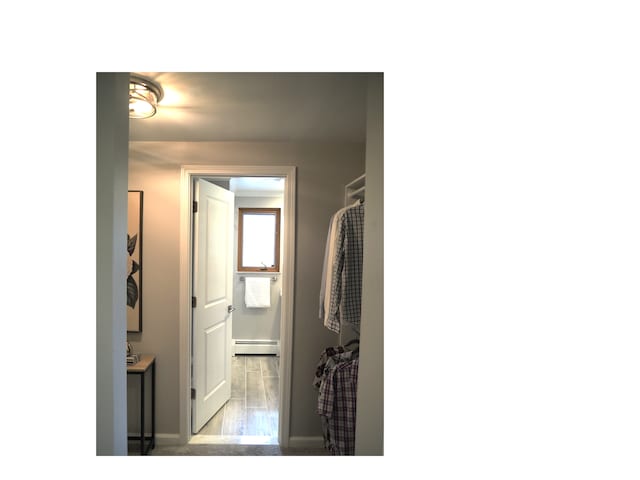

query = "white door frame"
(178, 164), (296, 447)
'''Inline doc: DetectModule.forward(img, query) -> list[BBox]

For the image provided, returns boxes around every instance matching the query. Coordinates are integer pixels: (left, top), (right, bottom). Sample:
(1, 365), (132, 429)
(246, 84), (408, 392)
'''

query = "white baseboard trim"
(288, 436), (324, 448)
(155, 433), (183, 446)
(233, 339), (280, 355)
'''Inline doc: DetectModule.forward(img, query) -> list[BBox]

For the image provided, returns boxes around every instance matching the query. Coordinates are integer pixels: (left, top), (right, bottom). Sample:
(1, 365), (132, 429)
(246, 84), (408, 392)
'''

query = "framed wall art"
(127, 190), (143, 332)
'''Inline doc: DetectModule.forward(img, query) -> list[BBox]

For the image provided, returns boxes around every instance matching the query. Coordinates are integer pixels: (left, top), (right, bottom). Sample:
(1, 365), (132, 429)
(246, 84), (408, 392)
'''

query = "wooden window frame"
(237, 207), (281, 272)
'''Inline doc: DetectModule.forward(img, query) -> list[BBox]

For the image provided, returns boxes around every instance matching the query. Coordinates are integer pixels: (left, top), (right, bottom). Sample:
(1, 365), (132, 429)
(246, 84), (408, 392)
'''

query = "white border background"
(5, 1), (639, 478)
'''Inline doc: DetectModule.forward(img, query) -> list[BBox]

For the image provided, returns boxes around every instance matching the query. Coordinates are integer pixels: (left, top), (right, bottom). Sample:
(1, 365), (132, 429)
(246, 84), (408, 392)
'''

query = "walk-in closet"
(313, 174), (365, 455)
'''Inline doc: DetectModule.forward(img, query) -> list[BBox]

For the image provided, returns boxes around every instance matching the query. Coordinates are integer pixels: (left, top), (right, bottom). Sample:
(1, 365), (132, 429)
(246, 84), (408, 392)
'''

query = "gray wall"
(127, 141), (365, 438)
(126, 163), (181, 432)
(233, 195), (283, 342)
(355, 73), (384, 455)
(96, 72), (129, 455)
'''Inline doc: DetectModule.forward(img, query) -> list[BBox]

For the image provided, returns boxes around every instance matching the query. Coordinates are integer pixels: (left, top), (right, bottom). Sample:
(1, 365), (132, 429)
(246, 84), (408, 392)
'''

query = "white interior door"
(192, 179), (234, 433)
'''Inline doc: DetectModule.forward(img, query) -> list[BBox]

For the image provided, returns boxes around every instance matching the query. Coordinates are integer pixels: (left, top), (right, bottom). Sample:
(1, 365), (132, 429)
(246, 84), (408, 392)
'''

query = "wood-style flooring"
(129, 353), (330, 455)
(191, 354), (279, 444)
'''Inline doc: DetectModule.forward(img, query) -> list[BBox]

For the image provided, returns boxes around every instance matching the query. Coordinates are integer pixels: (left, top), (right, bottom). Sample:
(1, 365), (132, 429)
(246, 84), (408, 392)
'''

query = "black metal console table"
(127, 354), (156, 455)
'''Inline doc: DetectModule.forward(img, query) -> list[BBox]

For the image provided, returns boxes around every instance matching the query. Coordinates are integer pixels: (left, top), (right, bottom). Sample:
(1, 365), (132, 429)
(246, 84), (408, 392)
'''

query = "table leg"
(151, 360), (156, 449)
(140, 372), (145, 455)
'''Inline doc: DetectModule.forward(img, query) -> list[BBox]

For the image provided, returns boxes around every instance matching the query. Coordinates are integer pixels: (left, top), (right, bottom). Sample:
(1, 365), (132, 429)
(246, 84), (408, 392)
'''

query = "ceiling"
(129, 72), (370, 143)
(229, 177), (284, 197)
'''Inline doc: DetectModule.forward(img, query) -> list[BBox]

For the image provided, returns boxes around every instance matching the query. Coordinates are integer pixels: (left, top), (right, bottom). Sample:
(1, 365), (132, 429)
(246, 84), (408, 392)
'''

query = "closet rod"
(345, 173), (366, 189)
(345, 173), (366, 204)
(348, 186), (365, 198)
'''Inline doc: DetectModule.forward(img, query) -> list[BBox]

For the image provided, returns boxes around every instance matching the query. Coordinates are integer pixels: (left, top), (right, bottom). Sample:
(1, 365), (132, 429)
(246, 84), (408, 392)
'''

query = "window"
(237, 208), (281, 272)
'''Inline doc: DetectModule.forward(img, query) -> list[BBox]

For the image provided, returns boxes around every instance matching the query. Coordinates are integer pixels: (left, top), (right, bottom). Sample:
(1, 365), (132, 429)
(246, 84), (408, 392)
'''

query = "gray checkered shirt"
(327, 204), (365, 334)
(316, 357), (359, 455)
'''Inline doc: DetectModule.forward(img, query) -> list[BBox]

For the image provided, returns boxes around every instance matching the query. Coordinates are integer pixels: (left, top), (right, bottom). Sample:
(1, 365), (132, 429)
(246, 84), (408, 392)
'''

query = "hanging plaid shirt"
(312, 346), (348, 390)
(327, 203), (365, 334)
(316, 357), (359, 455)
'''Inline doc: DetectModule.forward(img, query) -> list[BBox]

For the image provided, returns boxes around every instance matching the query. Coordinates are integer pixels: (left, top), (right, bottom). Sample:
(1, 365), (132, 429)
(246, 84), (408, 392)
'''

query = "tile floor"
(193, 354), (280, 444)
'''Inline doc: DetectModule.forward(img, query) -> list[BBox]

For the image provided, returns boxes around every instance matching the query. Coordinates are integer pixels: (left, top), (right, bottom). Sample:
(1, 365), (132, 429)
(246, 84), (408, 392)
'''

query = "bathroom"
(222, 176), (284, 357)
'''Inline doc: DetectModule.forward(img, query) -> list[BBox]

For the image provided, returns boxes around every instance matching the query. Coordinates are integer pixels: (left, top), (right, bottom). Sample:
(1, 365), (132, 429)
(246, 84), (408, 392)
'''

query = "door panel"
(205, 322), (226, 395)
(192, 179), (234, 433)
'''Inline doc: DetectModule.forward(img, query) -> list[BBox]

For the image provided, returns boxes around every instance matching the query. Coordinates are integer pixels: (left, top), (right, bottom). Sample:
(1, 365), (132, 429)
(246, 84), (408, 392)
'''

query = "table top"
(127, 354), (155, 373)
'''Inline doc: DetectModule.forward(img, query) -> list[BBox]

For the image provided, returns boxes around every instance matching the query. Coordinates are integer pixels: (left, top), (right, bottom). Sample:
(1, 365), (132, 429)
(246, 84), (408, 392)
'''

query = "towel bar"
(239, 275), (278, 282)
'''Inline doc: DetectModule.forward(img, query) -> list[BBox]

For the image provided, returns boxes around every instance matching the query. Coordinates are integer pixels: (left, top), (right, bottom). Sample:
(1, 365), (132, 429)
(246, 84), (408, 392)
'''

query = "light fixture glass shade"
(129, 75), (163, 119)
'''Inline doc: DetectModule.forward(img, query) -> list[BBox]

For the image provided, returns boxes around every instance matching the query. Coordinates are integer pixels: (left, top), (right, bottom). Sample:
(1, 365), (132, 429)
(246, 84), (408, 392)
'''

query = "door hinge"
(191, 388), (196, 399)
(192, 296), (197, 308)
(193, 200), (198, 213)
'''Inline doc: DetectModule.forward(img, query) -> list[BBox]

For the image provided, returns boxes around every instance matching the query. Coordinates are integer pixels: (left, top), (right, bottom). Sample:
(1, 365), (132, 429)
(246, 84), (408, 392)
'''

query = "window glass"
(238, 208), (280, 272)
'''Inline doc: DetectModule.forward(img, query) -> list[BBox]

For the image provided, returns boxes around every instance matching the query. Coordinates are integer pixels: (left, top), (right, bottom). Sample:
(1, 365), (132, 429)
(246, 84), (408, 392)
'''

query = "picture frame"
(127, 190), (143, 332)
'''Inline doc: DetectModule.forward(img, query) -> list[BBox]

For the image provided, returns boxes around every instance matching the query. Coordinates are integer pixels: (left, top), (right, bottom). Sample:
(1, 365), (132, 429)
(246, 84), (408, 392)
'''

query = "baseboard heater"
(233, 339), (280, 356)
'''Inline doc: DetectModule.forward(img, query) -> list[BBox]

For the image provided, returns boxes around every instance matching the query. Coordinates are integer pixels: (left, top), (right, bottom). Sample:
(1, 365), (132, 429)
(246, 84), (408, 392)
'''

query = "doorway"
(178, 165), (296, 448)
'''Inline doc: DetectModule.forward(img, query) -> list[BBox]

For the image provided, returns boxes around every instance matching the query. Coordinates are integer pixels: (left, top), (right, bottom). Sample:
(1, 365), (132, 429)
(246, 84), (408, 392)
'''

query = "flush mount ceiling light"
(129, 75), (164, 119)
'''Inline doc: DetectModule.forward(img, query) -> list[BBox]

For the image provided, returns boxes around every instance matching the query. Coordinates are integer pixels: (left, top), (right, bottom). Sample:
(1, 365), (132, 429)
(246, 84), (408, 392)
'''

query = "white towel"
(245, 277), (271, 308)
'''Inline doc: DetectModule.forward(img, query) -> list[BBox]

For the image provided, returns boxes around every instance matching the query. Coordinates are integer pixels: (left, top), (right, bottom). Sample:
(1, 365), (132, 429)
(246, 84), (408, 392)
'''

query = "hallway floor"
(153, 355), (324, 455)
(129, 355), (329, 456)
(147, 443), (328, 455)
(129, 354), (328, 456)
